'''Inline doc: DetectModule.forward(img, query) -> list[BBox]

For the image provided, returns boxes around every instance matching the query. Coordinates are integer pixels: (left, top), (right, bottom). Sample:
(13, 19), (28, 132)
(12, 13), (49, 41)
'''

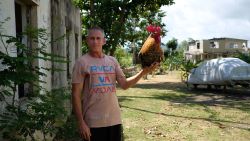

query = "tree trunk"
(90, 0), (94, 17)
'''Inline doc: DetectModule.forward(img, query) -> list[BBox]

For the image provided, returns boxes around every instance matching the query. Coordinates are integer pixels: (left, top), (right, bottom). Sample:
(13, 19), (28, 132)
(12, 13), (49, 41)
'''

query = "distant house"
(185, 38), (249, 63)
(0, 0), (81, 112)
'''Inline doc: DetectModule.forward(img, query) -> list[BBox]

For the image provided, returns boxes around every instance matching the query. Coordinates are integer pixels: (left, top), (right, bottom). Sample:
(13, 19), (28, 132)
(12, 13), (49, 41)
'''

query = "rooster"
(138, 25), (164, 68)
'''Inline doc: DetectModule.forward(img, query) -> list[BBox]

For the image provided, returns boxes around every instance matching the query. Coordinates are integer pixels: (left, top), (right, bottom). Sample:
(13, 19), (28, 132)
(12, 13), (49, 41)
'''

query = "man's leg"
(89, 126), (108, 141)
(84, 124), (122, 141)
(108, 124), (122, 141)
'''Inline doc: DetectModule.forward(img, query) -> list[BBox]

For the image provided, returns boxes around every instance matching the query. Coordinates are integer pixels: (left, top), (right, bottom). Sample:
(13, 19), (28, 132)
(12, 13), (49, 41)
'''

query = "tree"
(164, 51), (183, 71)
(187, 37), (195, 43)
(234, 51), (250, 64)
(124, 9), (168, 65)
(166, 37), (178, 52)
(74, 0), (174, 55)
(180, 59), (199, 83)
(178, 40), (189, 52)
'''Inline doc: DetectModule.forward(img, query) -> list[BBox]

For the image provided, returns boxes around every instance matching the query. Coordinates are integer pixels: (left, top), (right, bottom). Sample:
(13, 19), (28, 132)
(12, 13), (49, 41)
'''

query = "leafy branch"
(0, 23), (70, 140)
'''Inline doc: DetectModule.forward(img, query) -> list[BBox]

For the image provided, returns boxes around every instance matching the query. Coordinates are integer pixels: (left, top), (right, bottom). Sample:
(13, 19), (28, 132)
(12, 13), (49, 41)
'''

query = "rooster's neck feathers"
(147, 25), (161, 43)
(151, 33), (161, 43)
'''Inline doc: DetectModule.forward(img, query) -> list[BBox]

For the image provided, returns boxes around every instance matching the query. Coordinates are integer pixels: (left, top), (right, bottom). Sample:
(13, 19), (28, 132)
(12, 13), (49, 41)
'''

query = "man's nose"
(93, 39), (98, 43)
(93, 38), (99, 42)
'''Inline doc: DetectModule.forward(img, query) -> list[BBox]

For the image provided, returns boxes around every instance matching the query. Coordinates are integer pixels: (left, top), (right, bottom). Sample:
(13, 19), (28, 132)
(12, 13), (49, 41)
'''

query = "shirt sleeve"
(113, 58), (126, 81)
(72, 60), (85, 83)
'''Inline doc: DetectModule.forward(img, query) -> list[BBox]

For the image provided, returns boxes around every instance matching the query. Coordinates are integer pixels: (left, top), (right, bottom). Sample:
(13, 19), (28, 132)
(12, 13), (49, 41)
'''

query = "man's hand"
(142, 62), (160, 75)
(117, 62), (160, 90)
(78, 121), (91, 141)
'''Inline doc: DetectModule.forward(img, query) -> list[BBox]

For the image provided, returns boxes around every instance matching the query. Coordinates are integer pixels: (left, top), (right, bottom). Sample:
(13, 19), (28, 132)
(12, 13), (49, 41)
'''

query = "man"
(72, 26), (159, 141)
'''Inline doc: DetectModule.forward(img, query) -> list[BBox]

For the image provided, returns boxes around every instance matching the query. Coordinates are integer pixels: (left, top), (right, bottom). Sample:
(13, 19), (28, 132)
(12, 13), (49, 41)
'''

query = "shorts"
(84, 124), (123, 141)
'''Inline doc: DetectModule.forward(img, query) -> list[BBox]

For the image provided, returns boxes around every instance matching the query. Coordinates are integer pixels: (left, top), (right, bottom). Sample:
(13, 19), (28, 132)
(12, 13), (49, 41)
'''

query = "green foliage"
(166, 38), (178, 51)
(178, 40), (189, 52)
(0, 27), (66, 99)
(0, 88), (70, 141)
(114, 47), (127, 62)
(234, 51), (250, 63)
(162, 47), (199, 82)
(163, 49), (171, 59)
(0, 23), (69, 140)
(0, 34), (42, 95)
(124, 10), (168, 54)
(180, 60), (199, 82)
(74, 0), (174, 55)
(163, 51), (183, 71)
(114, 47), (133, 68)
(54, 115), (81, 141)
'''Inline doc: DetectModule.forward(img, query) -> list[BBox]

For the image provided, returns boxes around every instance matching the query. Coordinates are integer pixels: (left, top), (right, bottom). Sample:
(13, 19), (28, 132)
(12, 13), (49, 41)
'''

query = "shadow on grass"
(120, 104), (250, 131)
(119, 81), (250, 112)
(134, 81), (250, 95)
(118, 81), (250, 130)
(118, 93), (250, 113)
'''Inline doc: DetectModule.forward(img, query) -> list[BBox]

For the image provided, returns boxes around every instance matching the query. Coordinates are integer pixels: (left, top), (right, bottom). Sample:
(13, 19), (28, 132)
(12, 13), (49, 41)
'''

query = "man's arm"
(117, 62), (159, 90)
(72, 83), (91, 140)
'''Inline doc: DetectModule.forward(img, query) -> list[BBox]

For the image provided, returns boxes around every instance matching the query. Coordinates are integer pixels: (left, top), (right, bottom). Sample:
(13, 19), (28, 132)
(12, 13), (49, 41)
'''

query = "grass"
(117, 74), (250, 141)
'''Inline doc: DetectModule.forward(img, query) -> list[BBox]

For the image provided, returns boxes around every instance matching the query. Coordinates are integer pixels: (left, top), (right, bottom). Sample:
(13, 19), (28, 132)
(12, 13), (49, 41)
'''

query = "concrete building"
(185, 38), (249, 63)
(0, 0), (81, 112)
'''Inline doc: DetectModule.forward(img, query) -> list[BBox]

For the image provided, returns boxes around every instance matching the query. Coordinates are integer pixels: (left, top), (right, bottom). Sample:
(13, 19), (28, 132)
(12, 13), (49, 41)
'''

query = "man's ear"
(103, 38), (106, 45)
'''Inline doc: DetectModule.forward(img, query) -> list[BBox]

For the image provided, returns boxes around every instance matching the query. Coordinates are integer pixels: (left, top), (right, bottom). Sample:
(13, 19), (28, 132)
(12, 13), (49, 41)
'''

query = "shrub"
(0, 23), (69, 140)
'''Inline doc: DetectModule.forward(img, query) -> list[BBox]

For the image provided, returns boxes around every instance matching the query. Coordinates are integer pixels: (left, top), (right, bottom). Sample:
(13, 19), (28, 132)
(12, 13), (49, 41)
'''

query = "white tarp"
(188, 57), (250, 85)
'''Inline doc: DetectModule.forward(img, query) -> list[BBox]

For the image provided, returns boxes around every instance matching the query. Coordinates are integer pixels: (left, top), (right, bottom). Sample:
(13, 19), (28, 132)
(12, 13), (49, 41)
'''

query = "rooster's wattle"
(138, 25), (164, 68)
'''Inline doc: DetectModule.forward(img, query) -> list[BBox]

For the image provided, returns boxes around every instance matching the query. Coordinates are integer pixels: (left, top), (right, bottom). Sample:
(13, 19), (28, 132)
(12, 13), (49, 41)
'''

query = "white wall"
(0, 0), (19, 113)
(1, 0), (81, 96)
(0, 0), (16, 56)
(37, 0), (52, 91)
(0, 0), (52, 99)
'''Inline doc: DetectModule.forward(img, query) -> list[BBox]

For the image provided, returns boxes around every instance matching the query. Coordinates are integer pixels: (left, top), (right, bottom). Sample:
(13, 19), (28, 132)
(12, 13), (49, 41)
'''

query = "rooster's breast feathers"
(138, 34), (163, 68)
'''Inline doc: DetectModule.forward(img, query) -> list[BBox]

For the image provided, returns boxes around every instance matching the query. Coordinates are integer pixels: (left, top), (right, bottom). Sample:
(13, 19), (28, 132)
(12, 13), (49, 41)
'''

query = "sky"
(161, 0), (250, 46)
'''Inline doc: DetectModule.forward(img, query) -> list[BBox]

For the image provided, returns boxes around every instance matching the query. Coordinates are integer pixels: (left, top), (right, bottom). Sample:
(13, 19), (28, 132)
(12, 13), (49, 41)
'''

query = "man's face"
(86, 30), (106, 53)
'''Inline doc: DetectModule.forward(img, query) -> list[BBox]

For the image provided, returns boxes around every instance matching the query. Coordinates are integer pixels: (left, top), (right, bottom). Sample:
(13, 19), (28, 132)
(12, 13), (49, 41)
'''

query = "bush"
(0, 88), (70, 140)
(0, 23), (69, 140)
(114, 47), (133, 68)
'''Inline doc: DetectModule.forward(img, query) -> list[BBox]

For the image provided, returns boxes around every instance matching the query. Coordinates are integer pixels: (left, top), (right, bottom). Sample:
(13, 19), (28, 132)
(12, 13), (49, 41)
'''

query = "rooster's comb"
(146, 25), (161, 34)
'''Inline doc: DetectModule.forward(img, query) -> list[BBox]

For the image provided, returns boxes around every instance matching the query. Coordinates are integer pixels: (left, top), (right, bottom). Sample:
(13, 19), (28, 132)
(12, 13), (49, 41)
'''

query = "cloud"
(161, 0), (250, 46)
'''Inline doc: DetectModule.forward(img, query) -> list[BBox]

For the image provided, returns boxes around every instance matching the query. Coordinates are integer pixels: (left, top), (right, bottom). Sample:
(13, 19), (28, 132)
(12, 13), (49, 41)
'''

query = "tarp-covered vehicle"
(187, 57), (250, 89)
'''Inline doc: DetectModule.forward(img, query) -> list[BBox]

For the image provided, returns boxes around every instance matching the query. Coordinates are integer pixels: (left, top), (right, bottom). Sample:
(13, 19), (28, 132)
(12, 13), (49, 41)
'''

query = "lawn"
(117, 74), (250, 141)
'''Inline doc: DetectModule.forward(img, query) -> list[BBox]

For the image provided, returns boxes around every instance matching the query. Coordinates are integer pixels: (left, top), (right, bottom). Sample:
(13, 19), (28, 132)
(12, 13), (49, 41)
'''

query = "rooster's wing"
(138, 35), (163, 68)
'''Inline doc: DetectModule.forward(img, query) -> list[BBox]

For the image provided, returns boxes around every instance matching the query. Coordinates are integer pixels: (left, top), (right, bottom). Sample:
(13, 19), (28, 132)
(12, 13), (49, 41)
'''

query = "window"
(242, 43), (246, 47)
(234, 43), (238, 48)
(229, 43), (238, 48)
(229, 43), (234, 48)
(15, 1), (33, 98)
(197, 42), (200, 49)
(210, 41), (220, 48)
(15, 2), (26, 98)
(15, 3), (22, 40)
(210, 42), (216, 48)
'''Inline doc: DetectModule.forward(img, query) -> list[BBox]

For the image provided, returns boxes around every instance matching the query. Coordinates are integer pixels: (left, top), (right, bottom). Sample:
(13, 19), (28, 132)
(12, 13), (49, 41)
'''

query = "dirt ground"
(140, 72), (183, 83)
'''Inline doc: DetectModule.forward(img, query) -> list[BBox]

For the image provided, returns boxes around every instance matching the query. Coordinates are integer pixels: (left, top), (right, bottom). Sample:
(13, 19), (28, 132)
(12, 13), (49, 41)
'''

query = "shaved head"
(87, 26), (105, 37)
